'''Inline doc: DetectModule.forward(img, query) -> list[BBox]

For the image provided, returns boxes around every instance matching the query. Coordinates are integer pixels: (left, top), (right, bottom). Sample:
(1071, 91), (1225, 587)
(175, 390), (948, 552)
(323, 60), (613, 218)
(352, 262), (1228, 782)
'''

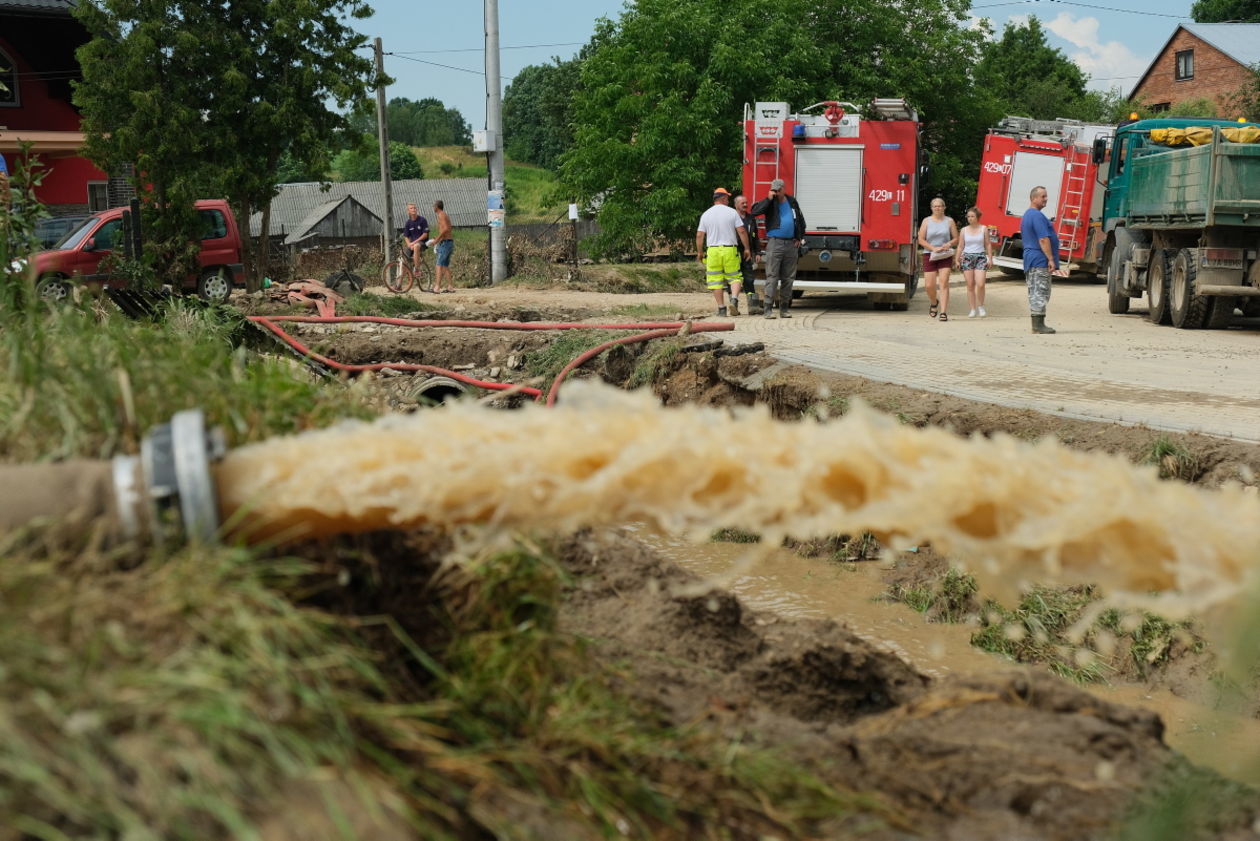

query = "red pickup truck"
(31, 199), (246, 303)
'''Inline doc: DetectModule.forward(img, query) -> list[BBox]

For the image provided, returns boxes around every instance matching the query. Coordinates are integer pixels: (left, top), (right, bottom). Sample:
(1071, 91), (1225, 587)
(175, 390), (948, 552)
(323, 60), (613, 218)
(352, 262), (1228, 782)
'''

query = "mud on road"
(278, 297), (1260, 839)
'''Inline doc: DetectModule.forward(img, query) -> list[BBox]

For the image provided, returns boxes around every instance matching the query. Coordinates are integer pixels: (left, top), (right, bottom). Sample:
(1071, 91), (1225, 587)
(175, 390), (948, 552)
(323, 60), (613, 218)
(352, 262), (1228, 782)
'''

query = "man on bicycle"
(402, 203), (429, 271)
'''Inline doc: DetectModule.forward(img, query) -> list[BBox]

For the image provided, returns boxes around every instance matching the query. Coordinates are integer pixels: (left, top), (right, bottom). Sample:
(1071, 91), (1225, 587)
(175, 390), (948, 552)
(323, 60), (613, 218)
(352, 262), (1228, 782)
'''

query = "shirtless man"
(430, 200), (455, 293)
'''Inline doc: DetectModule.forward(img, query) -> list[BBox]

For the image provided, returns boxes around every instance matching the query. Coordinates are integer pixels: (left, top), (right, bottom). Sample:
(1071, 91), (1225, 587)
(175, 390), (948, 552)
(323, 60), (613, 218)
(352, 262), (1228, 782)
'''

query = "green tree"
(332, 137), (424, 181)
(560, 0), (989, 257)
(1227, 64), (1260, 120)
(349, 97), (472, 147)
(74, 0), (376, 288)
(1191, 0), (1260, 21)
(974, 18), (1091, 121)
(504, 56), (583, 169)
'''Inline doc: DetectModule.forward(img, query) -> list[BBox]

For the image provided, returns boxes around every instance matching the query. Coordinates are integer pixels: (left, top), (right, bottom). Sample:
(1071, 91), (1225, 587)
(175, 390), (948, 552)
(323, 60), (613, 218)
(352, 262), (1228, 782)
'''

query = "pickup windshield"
(54, 217), (101, 251)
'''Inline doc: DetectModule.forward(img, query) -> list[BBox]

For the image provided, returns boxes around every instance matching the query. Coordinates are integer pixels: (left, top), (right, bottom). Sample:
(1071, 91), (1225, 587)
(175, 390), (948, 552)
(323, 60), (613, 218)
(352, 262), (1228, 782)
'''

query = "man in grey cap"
(749, 178), (806, 318)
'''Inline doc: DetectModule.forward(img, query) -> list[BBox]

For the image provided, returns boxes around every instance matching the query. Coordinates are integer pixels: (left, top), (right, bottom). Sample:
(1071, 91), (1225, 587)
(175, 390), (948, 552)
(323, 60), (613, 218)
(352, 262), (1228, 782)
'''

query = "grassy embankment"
(0, 293), (881, 839)
(408, 145), (563, 224)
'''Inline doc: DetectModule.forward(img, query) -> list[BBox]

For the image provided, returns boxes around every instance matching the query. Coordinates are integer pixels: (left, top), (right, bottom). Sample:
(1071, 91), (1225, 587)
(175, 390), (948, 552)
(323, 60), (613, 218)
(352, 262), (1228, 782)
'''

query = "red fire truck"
(974, 116), (1113, 278)
(741, 98), (923, 309)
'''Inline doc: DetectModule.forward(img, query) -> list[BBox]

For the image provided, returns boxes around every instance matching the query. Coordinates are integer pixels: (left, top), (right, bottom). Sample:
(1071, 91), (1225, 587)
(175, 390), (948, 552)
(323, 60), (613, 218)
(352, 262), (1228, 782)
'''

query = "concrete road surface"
(735, 275), (1260, 442)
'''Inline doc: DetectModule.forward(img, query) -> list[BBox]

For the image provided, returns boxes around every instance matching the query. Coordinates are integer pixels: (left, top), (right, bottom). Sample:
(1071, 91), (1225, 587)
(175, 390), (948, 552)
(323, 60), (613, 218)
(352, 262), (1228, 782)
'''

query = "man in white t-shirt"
(695, 187), (751, 316)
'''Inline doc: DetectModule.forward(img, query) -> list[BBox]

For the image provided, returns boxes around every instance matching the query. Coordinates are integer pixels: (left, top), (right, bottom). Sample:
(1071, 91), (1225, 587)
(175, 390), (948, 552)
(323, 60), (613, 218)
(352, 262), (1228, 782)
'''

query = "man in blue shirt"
(402, 202), (429, 274)
(749, 178), (806, 319)
(1020, 185), (1063, 334)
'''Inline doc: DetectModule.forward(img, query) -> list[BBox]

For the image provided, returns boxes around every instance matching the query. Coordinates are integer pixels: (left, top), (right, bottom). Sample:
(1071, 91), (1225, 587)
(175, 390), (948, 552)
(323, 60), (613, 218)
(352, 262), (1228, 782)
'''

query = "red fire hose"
(246, 316), (734, 404)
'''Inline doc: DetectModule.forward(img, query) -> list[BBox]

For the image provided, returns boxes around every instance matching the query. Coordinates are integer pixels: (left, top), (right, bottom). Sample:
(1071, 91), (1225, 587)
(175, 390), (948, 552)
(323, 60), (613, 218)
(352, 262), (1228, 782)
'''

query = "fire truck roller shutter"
(794, 147), (863, 234)
(1006, 151), (1065, 221)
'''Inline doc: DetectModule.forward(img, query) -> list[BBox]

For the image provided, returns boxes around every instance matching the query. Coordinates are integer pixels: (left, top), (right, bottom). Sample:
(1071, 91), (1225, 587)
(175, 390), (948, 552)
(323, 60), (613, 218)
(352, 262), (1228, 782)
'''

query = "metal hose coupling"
(0, 409), (225, 546)
(115, 409), (227, 543)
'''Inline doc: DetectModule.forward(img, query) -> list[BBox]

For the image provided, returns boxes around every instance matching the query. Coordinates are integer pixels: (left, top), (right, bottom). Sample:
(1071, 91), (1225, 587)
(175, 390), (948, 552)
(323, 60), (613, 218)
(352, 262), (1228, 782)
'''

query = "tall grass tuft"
(0, 301), (375, 461)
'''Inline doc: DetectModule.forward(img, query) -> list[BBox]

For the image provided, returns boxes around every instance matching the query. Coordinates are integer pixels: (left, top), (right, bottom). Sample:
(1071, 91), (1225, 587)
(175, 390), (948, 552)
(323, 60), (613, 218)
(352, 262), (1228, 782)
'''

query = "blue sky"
(352, 0), (1193, 130)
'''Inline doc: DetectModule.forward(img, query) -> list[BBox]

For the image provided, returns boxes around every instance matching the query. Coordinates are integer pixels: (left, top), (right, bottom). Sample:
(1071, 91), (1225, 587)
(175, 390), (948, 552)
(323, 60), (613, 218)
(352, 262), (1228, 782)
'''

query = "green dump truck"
(1102, 117), (1260, 329)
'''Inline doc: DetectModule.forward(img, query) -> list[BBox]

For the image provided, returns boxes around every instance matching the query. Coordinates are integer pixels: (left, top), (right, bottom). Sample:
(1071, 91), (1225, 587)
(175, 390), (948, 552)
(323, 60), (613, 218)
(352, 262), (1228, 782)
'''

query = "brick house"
(1129, 23), (1260, 115)
(0, 0), (127, 216)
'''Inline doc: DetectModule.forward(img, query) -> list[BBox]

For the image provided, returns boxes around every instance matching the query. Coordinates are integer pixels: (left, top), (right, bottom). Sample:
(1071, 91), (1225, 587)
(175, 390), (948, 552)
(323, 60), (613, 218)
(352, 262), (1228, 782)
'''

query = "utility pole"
(374, 37), (392, 268)
(485, 0), (507, 283)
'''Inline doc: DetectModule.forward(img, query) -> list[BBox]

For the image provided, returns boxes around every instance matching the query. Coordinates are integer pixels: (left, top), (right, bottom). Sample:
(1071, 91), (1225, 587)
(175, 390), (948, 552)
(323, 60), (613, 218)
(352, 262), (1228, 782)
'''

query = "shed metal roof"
(252, 177), (486, 238)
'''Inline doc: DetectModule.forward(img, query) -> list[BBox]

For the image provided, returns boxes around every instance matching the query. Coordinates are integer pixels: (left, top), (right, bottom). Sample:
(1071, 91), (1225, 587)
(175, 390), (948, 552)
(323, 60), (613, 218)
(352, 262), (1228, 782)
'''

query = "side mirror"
(1092, 137), (1108, 165)
(83, 238), (97, 252)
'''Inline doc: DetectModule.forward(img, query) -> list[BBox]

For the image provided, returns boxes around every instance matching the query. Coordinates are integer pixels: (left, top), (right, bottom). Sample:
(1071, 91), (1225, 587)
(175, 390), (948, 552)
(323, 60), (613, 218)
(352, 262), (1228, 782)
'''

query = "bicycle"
(383, 238), (431, 294)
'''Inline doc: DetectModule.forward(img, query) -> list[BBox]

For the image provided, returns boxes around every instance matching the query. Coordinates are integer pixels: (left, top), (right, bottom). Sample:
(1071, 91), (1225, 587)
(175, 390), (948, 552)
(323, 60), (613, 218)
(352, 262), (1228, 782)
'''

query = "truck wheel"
(1169, 249), (1210, 329)
(36, 275), (73, 303)
(1146, 250), (1171, 325)
(1107, 286), (1130, 314)
(197, 269), (232, 304)
(1206, 296), (1237, 329)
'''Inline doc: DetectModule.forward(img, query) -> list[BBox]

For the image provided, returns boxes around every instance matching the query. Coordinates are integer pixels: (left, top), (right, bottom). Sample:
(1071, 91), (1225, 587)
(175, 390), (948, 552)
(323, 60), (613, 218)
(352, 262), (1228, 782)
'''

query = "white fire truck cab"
(974, 116), (1113, 278)
(741, 98), (923, 309)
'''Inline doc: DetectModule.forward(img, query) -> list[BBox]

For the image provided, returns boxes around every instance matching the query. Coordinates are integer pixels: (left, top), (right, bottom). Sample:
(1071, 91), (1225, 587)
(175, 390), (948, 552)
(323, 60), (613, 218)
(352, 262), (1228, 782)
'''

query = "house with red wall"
(0, 0), (122, 216)
(1129, 23), (1260, 116)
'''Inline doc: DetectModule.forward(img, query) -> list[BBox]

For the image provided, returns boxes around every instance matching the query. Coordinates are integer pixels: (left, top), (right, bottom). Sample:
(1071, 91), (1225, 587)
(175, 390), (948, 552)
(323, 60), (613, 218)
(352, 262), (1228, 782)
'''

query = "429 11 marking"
(867, 189), (907, 202)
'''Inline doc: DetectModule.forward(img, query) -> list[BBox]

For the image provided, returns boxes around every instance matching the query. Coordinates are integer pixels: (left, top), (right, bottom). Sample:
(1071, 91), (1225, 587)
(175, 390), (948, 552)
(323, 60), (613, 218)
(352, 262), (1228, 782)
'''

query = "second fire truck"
(974, 116), (1114, 278)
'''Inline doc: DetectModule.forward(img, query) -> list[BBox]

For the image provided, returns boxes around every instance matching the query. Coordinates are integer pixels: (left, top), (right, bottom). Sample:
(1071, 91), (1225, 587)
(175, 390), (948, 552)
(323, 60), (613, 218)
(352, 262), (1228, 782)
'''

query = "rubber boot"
(1031, 314), (1056, 334)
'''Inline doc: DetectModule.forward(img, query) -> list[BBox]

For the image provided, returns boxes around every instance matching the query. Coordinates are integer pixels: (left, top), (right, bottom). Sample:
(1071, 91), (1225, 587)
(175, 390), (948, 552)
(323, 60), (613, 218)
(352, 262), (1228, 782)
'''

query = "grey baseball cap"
(770, 178), (785, 190)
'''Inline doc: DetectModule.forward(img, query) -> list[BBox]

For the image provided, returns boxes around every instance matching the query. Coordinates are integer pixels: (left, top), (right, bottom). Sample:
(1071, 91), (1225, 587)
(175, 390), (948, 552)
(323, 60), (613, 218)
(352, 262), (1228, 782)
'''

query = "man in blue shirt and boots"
(750, 178), (806, 319)
(1020, 185), (1065, 334)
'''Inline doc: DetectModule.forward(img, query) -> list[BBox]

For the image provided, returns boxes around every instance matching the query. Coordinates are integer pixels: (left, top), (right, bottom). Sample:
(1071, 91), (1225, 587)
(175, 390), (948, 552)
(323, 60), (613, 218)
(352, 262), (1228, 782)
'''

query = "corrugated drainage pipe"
(413, 376), (469, 405)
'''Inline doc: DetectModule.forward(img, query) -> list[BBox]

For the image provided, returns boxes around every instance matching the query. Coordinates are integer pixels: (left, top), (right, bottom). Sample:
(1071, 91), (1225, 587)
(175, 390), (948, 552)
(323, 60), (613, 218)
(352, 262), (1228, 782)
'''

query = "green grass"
(1146, 435), (1200, 481)
(803, 395), (851, 422)
(972, 585), (1113, 683)
(522, 329), (626, 389)
(0, 291), (893, 837)
(0, 300), (375, 461)
(338, 291), (440, 317)
(608, 303), (685, 320)
(888, 566), (980, 622)
(626, 339), (684, 389)
(406, 145), (563, 222)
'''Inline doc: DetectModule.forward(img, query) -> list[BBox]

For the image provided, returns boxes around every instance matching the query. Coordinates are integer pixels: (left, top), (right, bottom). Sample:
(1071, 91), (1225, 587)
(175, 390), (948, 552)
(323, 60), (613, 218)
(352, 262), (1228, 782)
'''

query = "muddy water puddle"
(632, 527), (1260, 788)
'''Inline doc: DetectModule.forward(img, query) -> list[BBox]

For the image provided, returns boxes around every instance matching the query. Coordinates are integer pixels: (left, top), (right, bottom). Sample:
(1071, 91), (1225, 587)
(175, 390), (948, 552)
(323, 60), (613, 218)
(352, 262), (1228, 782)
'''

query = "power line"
(971, 0), (1187, 17)
(388, 52), (516, 83)
(391, 42), (584, 55)
(385, 51), (511, 81)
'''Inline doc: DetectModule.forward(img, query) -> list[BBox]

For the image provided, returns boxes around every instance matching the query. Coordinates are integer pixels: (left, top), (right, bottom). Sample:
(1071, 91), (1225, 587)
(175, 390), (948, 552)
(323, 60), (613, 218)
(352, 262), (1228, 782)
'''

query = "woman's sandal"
(938, 311), (948, 322)
(928, 303), (939, 319)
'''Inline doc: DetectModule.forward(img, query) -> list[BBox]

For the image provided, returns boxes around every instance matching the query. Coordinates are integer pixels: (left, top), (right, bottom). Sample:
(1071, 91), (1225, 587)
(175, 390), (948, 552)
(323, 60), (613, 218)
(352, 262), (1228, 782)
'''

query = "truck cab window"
(199, 209), (228, 240)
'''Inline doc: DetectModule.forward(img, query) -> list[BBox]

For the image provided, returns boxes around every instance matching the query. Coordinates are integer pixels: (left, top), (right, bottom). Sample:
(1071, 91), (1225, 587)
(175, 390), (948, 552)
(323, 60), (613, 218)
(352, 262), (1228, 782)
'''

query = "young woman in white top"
(953, 207), (992, 318)
(917, 197), (958, 321)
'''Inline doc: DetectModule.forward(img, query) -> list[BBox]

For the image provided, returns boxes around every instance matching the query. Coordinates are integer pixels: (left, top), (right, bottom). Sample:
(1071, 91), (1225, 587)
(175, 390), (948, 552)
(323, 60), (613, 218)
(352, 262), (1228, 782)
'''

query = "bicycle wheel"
(382, 259), (414, 294)
(413, 257), (432, 291)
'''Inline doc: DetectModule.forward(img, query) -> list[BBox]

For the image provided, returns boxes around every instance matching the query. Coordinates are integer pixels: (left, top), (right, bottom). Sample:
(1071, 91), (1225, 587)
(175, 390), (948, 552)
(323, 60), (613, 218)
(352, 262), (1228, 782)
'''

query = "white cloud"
(1042, 12), (1149, 92)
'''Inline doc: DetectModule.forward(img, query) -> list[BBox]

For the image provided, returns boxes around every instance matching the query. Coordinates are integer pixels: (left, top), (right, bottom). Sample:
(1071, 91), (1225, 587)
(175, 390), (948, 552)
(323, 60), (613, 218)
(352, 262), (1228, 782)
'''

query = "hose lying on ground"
(247, 316), (734, 403)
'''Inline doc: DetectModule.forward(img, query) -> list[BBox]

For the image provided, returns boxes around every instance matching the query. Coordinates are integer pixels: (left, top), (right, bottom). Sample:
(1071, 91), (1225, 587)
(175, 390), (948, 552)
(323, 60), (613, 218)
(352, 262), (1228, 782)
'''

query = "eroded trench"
(236, 311), (1260, 836)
